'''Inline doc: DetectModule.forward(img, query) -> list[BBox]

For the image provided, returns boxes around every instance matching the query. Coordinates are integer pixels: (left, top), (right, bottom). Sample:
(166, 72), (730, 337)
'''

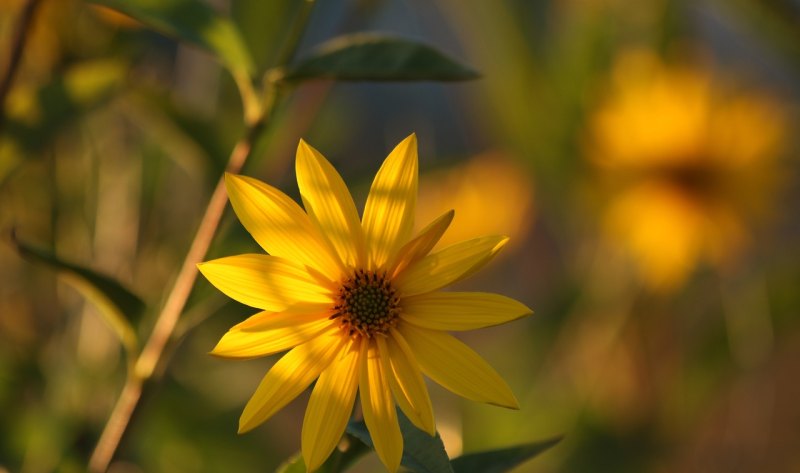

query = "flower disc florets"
(332, 269), (400, 338)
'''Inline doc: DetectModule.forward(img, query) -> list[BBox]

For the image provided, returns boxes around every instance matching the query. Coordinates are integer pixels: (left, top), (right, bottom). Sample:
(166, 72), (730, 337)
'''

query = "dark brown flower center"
(331, 269), (400, 338)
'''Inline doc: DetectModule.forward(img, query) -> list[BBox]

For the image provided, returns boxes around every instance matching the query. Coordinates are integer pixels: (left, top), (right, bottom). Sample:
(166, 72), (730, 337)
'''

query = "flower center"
(332, 269), (400, 338)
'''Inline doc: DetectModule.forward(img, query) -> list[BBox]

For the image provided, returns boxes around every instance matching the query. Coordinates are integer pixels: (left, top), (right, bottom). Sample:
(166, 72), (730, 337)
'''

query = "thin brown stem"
(87, 116), (266, 473)
(0, 0), (42, 133)
(87, 1), (316, 468)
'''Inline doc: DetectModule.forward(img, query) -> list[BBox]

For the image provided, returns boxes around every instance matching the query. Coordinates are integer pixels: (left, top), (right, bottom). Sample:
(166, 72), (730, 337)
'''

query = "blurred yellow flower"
(198, 135), (530, 472)
(588, 49), (787, 291)
(416, 152), (535, 250)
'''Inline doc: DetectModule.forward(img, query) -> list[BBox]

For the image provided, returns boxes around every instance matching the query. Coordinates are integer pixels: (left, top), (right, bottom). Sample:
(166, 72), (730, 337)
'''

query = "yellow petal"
(388, 209), (454, 278)
(362, 134), (418, 270)
(197, 254), (333, 311)
(380, 332), (435, 435)
(302, 339), (361, 472)
(232, 302), (333, 332)
(210, 318), (333, 359)
(239, 329), (345, 433)
(401, 292), (532, 331)
(225, 173), (343, 279)
(359, 340), (403, 473)
(394, 236), (508, 297)
(398, 323), (519, 409)
(296, 140), (366, 269)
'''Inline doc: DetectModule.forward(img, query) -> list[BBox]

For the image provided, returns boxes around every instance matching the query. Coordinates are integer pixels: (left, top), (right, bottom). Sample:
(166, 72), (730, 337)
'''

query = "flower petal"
(197, 254), (333, 311)
(388, 209), (454, 278)
(359, 340), (403, 472)
(238, 328), (345, 433)
(398, 323), (519, 409)
(296, 140), (366, 269)
(380, 332), (435, 435)
(362, 134), (418, 270)
(394, 236), (509, 297)
(302, 339), (361, 472)
(210, 318), (333, 359)
(401, 292), (532, 331)
(232, 302), (333, 332)
(225, 173), (343, 279)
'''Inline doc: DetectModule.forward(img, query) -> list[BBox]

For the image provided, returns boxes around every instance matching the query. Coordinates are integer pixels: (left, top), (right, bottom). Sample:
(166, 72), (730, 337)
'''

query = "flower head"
(587, 49), (787, 291)
(198, 134), (532, 472)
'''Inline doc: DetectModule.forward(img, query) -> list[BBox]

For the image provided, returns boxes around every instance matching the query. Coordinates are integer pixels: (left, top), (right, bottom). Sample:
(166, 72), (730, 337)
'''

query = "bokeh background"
(2, 0), (800, 472)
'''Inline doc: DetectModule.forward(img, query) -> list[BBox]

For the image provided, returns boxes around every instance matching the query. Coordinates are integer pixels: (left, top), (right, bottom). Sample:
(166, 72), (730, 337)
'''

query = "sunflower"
(198, 134), (532, 472)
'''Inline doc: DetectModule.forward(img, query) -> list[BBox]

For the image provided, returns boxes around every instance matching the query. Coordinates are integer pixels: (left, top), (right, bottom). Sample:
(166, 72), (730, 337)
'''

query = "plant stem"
(88, 1), (317, 469)
(87, 110), (267, 473)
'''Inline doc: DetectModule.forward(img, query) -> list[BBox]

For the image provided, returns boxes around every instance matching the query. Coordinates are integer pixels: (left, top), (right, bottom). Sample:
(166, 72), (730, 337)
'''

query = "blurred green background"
(2, 0), (799, 471)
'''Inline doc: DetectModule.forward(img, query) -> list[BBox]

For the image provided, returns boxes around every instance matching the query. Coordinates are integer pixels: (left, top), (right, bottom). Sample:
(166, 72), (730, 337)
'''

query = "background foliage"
(1, 0), (799, 472)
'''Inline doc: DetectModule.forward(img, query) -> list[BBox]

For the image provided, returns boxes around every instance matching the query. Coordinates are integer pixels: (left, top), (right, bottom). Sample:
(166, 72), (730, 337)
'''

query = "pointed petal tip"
(489, 392), (520, 410)
(296, 137), (313, 155)
(237, 419), (254, 434)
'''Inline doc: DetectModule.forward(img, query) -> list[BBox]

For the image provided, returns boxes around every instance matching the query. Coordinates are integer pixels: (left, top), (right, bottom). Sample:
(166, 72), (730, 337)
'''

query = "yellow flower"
(588, 49), (787, 291)
(198, 135), (531, 472)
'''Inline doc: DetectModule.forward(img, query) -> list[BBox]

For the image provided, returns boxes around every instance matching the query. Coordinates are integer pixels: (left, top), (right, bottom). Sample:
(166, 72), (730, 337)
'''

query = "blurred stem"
(0, 0), (42, 134)
(87, 2), (317, 470)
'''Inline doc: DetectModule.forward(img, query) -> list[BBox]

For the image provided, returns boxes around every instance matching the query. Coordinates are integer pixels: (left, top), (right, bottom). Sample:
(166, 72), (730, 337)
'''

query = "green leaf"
(450, 436), (562, 473)
(12, 232), (144, 354)
(347, 409), (453, 473)
(278, 33), (480, 83)
(275, 434), (369, 473)
(90, 0), (255, 75)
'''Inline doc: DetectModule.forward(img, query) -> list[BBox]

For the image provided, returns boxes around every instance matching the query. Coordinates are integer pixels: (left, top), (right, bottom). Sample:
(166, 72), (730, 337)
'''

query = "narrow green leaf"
(90, 0), (255, 75)
(347, 409), (453, 473)
(275, 434), (369, 473)
(450, 436), (562, 473)
(278, 33), (480, 83)
(12, 232), (144, 354)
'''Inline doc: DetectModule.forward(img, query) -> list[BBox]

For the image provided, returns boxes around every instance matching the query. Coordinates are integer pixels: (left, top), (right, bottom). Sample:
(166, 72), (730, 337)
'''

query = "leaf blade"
(12, 233), (144, 353)
(90, 0), (255, 75)
(450, 437), (562, 473)
(280, 33), (480, 83)
(347, 408), (453, 473)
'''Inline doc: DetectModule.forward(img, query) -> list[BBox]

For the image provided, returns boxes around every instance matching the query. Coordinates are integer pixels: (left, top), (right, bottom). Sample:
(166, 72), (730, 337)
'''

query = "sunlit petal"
(238, 329), (345, 433)
(225, 173), (343, 279)
(296, 140), (366, 269)
(302, 340), (361, 472)
(398, 323), (519, 409)
(394, 236), (508, 296)
(197, 254), (333, 311)
(401, 292), (532, 331)
(360, 340), (403, 472)
(211, 319), (333, 359)
(380, 332), (435, 435)
(362, 134), (418, 270)
(232, 302), (333, 332)
(388, 209), (454, 278)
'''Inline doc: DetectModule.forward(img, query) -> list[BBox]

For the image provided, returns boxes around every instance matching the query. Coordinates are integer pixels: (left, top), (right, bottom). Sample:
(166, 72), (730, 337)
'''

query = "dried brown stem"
(87, 117), (265, 473)
(87, 1), (315, 468)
